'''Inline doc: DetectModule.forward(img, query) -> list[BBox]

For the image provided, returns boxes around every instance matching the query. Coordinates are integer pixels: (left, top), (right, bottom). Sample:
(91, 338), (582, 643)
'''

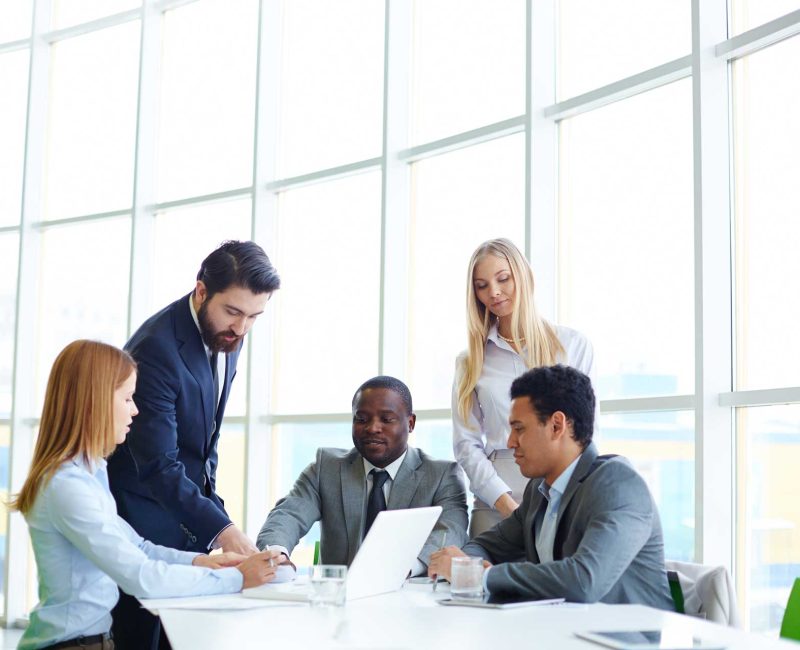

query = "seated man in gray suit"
(429, 365), (673, 609)
(257, 376), (468, 575)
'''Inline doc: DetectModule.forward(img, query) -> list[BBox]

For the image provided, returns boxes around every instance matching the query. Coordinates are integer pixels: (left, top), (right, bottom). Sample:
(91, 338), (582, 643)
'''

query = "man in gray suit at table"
(429, 364), (673, 609)
(257, 376), (468, 575)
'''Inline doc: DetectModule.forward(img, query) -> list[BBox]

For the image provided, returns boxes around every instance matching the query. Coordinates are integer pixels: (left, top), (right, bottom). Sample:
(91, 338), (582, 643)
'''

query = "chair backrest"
(780, 578), (800, 641)
(664, 560), (741, 628)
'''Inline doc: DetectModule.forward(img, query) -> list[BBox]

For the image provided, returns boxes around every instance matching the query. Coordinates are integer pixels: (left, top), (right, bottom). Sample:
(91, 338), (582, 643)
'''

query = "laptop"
(242, 506), (442, 602)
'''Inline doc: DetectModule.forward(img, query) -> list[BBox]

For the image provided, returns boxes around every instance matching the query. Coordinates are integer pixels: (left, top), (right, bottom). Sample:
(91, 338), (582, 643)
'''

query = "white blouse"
(20, 457), (242, 650)
(451, 323), (596, 507)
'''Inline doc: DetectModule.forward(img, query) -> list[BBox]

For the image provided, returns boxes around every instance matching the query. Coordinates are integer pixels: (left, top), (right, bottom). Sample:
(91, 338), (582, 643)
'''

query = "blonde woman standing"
(453, 239), (596, 537)
(11, 340), (280, 650)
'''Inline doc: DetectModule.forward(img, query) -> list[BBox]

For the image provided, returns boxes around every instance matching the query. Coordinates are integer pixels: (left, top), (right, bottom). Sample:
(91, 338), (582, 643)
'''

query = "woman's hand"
(192, 552), (247, 569)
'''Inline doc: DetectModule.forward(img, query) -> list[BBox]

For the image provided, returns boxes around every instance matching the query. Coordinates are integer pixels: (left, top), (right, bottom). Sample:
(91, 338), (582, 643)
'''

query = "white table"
(142, 584), (797, 650)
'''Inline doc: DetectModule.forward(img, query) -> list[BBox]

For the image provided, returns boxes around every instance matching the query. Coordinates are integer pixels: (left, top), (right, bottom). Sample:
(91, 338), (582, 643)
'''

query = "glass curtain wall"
(1, 0), (798, 636)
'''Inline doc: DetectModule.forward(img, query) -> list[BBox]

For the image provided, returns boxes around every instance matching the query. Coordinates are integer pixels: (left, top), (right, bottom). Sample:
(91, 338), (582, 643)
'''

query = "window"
(2, 2), (797, 634)
(558, 80), (695, 400)
(408, 135), (525, 409)
(157, 0), (258, 201)
(736, 405), (800, 633)
(271, 173), (382, 414)
(732, 32), (800, 632)
(0, 50), (28, 227)
(558, 0), (690, 99)
(278, 0), (384, 177)
(411, 0), (525, 144)
(44, 23), (139, 220)
(732, 36), (800, 391)
(34, 220), (131, 412)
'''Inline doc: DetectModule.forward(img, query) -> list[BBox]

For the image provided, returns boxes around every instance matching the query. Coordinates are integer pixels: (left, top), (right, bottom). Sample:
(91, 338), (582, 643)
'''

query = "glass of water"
(450, 556), (484, 600)
(310, 565), (347, 607)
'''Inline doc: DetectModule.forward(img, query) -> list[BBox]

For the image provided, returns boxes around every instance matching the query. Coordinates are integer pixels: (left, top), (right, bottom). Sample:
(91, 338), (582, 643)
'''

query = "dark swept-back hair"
(196, 240), (280, 299)
(510, 364), (595, 449)
(352, 376), (413, 415)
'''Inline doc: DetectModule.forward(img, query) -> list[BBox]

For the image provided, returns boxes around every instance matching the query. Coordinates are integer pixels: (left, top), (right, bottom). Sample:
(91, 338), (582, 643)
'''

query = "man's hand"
(427, 545), (468, 582)
(216, 525), (258, 555)
(192, 552), (246, 569)
(494, 493), (519, 518)
(236, 549), (283, 589)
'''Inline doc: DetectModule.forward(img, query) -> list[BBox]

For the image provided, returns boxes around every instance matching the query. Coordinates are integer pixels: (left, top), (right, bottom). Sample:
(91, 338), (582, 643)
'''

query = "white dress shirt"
(452, 323), (595, 508)
(361, 450), (408, 520)
(362, 451), (426, 576)
(189, 294), (233, 549)
(20, 457), (242, 650)
(534, 454), (581, 563)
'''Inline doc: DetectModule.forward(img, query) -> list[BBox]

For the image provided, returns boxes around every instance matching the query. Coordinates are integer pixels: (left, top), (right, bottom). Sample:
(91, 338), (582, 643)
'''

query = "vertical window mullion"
(5, 0), (53, 626)
(691, 0), (735, 575)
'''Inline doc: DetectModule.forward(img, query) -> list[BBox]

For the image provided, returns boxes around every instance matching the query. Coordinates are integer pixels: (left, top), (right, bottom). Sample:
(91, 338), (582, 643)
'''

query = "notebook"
(242, 506), (442, 602)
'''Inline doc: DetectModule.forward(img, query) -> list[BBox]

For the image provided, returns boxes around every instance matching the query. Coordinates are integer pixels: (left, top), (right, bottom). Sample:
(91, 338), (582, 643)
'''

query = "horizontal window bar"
(599, 395), (695, 414)
(151, 186), (253, 212)
(262, 409), (451, 425)
(719, 387), (800, 407)
(32, 209), (130, 229)
(0, 37), (31, 54)
(544, 55), (691, 122)
(716, 8), (800, 61)
(43, 8), (142, 44)
(397, 116), (526, 163)
(0, 225), (21, 234)
(265, 157), (382, 193)
(154, 0), (201, 13)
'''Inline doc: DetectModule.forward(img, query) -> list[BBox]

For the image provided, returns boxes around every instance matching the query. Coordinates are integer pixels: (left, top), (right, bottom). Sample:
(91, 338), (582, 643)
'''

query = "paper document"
(140, 593), (303, 613)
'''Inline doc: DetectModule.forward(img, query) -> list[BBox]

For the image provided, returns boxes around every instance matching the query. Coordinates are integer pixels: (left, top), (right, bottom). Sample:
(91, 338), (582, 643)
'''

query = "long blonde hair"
(456, 238), (564, 425)
(10, 340), (136, 515)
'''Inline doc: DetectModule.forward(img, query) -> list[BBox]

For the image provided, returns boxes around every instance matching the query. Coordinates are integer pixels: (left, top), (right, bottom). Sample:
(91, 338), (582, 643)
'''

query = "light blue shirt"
(481, 454), (583, 591)
(534, 454), (581, 563)
(20, 457), (243, 650)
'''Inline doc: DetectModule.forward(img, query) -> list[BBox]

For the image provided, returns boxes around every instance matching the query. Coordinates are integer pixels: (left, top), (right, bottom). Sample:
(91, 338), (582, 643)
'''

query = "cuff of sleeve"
(218, 566), (244, 593)
(209, 523), (234, 551)
(264, 544), (291, 560)
(478, 475), (512, 510)
(183, 552), (202, 566)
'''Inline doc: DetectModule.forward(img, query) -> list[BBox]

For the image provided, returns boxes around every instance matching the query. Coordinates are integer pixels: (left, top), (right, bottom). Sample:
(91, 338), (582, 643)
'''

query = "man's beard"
(198, 301), (243, 354)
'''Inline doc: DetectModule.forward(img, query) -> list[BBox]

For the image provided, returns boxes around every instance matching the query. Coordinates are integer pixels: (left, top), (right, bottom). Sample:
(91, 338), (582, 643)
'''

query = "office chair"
(665, 560), (740, 627)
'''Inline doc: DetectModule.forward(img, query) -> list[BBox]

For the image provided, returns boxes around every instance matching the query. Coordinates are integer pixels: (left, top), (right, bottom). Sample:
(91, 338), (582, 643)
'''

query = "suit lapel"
(174, 295), (214, 436)
(551, 442), (599, 557)
(525, 484), (546, 563)
(386, 447), (421, 509)
(341, 449), (366, 563)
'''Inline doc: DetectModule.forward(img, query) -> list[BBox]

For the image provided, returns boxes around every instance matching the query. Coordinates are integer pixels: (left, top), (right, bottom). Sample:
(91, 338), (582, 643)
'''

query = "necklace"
(497, 331), (525, 344)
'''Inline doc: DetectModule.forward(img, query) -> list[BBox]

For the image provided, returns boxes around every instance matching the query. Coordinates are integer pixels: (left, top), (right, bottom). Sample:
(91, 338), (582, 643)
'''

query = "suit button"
(191, 535), (197, 543)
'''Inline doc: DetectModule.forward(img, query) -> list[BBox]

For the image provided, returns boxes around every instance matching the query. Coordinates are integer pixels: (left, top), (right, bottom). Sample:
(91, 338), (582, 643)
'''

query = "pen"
(266, 544), (275, 568)
(432, 530), (446, 592)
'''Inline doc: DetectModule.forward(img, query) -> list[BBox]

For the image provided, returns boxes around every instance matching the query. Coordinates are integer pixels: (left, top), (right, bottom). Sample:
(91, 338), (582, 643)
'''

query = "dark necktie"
(365, 469), (390, 536)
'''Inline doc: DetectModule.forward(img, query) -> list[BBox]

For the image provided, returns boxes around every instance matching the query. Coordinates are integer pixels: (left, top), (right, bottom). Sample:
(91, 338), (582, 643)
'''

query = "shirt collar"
(538, 452), (581, 501)
(486, 321), (519, 353)
(70, 455), (106, 476)
(362, 449), (408, 481)
(188, 293), (213, 360)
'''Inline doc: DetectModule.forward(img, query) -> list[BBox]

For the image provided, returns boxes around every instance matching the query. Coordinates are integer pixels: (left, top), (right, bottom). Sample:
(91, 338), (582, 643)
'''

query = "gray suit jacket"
(257, 446), (468, 567)
(463, 443), (673, 609)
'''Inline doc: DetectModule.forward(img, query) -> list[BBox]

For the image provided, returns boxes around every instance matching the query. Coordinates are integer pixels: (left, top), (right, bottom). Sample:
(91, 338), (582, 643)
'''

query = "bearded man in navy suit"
(108, 240), (280, 649)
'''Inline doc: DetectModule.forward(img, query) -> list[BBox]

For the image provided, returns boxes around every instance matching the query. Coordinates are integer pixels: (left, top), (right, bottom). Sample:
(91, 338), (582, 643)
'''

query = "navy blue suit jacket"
(108, 293), (240, 552)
